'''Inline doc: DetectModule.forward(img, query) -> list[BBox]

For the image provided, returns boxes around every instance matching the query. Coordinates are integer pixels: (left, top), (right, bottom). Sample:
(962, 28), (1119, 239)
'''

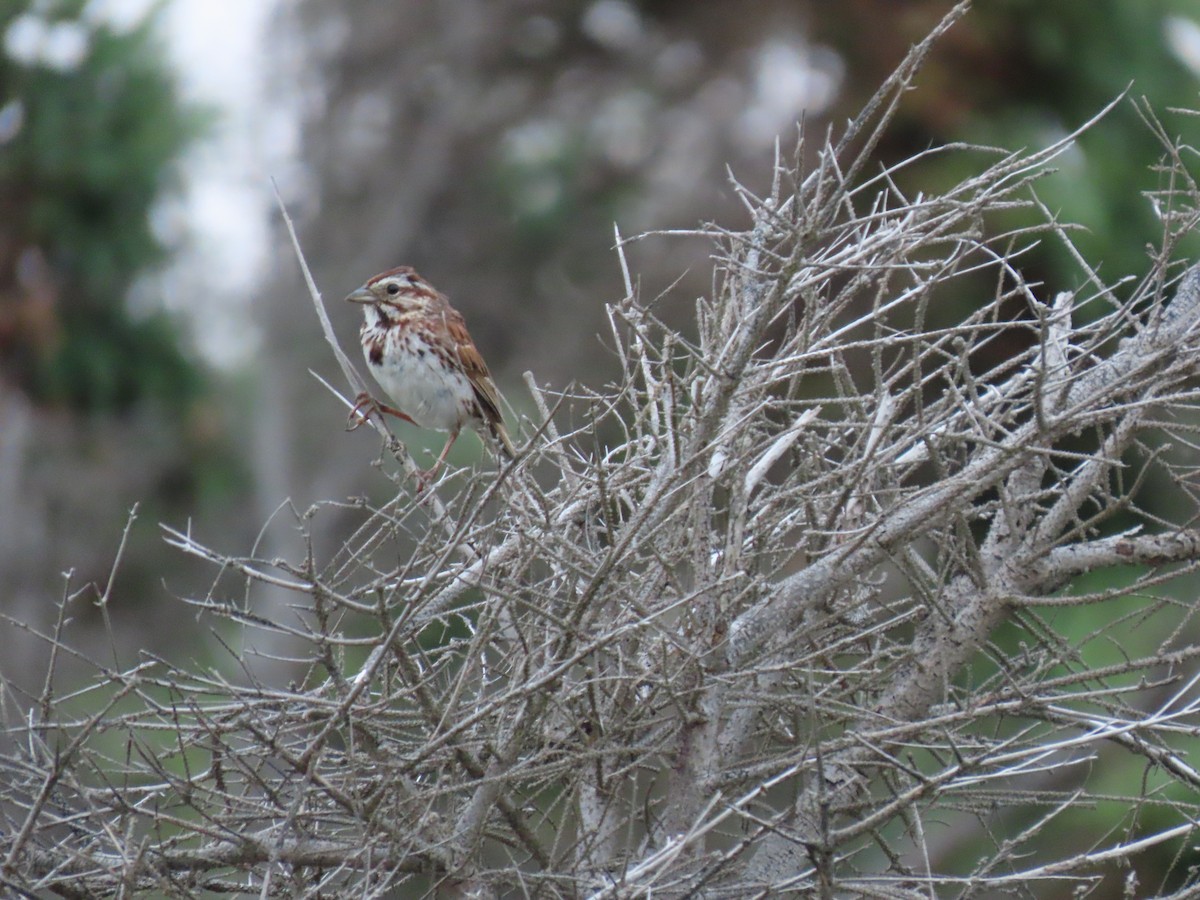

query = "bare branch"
(8, 13), (1200, 897)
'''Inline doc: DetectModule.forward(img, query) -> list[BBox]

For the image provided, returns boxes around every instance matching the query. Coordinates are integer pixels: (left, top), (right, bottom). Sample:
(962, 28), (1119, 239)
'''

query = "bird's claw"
(347, 392), (416, 431)
(346, 392), (375, 431)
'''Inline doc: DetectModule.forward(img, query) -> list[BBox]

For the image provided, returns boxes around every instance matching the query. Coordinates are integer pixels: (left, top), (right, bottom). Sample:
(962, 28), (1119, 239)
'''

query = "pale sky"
(156, 0), (286, 366)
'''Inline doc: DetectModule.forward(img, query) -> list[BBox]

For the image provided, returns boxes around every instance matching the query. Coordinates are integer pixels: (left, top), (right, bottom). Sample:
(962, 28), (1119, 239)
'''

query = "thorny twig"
(8, 8), (1200, 897)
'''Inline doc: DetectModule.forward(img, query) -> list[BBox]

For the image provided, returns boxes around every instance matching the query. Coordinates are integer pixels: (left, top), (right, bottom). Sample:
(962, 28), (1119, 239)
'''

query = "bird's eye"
(386, 283), (400, 295)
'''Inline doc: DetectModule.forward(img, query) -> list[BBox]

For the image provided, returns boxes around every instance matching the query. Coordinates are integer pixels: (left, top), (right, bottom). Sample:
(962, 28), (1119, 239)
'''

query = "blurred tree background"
(0, 0), (245, 678)
(4, 0), (1200, 888)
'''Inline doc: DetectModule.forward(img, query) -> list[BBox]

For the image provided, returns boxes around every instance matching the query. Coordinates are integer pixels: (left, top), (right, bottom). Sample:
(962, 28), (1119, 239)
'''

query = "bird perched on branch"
(345, 266), (515, 480)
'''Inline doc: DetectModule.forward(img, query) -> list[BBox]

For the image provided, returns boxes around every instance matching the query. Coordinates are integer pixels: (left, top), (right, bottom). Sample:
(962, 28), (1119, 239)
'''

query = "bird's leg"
(416, 428), (460, 490)
(347, 391), (416, 431)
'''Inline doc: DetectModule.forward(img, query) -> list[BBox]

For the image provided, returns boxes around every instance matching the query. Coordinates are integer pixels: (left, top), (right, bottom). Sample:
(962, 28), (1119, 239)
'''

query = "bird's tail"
(493, 421), (517, 459)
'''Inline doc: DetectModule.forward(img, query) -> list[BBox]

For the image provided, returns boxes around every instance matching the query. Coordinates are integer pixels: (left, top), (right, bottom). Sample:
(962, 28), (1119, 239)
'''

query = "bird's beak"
(345, 286), (374, 304)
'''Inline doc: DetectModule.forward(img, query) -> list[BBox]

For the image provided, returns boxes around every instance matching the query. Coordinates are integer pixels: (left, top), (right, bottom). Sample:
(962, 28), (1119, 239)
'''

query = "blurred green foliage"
(0, 0), (207, 413)
(964, 0), (1200, 283)
(824, 0), (1200, 289)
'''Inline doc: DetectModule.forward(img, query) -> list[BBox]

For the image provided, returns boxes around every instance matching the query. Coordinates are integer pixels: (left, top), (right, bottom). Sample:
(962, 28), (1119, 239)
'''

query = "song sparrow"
(345, 266), (516, 479)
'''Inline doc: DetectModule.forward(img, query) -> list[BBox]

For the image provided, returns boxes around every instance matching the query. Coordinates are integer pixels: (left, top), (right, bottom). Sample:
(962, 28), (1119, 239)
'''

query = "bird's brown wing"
(446, 309), (505, 429)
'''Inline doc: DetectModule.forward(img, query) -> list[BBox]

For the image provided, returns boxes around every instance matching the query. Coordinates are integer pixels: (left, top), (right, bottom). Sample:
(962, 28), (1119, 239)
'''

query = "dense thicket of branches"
(8, 9), (1200, 897)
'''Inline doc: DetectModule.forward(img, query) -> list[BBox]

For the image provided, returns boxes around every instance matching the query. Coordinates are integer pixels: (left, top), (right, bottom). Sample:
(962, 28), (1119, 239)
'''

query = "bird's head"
(345, 266), (440, 318)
